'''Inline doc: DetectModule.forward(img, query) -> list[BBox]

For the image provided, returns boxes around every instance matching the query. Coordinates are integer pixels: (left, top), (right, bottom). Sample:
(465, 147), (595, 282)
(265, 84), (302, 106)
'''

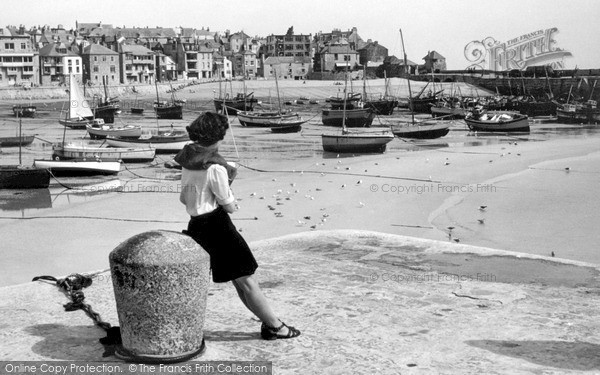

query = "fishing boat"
(321, 108), (375, 127)
(239, 64), (306, 130)
(214, 92), (257, 115)
(239, 111), (302, 127)
(391, 29), (452, 140)
(91, 76), (120, 123)
(391, 119), (452, 139)
(213, 72), (257, 115)
(59, 75), (94, 129)
(363, 70), (398, 115)
(269, 116), (305, 133)
(130, 95), (144, 114)
(154, 81), (183, 119)
(33, 159), (121, 176)
(0, 116), (50, 189)
(464, 110), (530, 132)
(321, 56), (393, 153)
(86, 122), (143, 139)
(12, 105), (36, 118)
(106, 131), (191, 153)
(0, 135), (35, 147)
(52, 143), (156, 163)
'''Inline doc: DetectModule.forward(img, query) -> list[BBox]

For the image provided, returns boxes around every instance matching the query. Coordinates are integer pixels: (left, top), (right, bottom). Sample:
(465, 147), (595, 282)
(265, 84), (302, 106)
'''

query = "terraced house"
(0, 26), (39, 87)
(80, 43), (120, 84)
(38, 42), (82, 85)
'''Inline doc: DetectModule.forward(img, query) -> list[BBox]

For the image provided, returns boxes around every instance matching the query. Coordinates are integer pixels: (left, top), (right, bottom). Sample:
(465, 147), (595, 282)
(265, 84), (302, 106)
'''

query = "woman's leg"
(232, 275), (288, 334)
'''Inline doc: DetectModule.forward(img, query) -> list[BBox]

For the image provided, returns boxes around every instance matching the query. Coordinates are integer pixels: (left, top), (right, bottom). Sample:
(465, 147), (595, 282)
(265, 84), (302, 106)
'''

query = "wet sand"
(1, 80), (600, 287)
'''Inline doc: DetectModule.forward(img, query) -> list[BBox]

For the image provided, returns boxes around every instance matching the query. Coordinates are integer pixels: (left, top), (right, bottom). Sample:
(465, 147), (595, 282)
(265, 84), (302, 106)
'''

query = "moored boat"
(391, 119), (452, 139)
(86, 122), (143, 139)
(33, 159), (121, 176)
(52, 143), (156, 163)
(322, 131), (394, 153)
(464, 110), (530, 132)
(321, 108), (375, 127)
(214, 93), (258, 115)
(12, 105), (36, 118)
(0, 165), (50, 189)
(0, 135), (35, 147)
(106, 131), (191, 153)
(59, 75), (95, 129)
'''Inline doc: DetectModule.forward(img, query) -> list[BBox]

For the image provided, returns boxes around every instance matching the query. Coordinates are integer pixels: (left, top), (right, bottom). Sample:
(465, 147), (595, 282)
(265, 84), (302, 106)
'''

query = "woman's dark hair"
(186, 112), (229, 146)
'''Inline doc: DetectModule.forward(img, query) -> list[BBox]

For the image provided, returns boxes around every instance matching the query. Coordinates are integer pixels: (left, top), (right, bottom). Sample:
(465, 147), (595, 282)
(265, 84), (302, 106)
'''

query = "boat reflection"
(0, 188), (52, 212)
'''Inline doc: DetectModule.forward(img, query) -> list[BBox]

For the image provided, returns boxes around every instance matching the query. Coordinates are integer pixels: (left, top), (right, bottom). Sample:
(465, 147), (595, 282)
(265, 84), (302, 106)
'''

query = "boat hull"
(154, 105), (183, 119)
(321, 109), (375, 128)
(270, 123), (303, 133)
(106, 132), (191, 153)
(214, 98), (257, 115)
(321, 133), (394, 153)
(59, 118), (92, 129)
(33, 160), (121, 176)
(52, 144), (156, 163)
(0, 166), (50, 189)
(86, 124), (143, 139)
(0, 135), (35, 147)
(364, 99), (398, 115)
(13, 105), (36, 118)
(465, 112), (530, 132)
(238, 111), (301, 127)
(392, 121), (451, 139)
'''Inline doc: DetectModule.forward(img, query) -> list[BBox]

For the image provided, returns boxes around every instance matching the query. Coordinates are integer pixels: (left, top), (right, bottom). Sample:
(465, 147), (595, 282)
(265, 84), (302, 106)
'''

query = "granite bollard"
(109, 230), (210, 363)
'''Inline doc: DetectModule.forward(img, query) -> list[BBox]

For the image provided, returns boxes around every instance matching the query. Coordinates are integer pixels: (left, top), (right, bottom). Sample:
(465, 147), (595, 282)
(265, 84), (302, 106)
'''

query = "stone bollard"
(109, 230), (210, 363)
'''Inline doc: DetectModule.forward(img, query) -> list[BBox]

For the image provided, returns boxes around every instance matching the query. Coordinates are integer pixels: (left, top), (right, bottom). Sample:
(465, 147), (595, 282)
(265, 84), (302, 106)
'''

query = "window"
(20, 43), (26, 49)
(68, 60), (72, 65)
(102, 56), (106, 61)
(68, 67), (72, 73)
(95, 75), (98, 81)
(110, 56), (114, 62)
(111, 75), (115, 81)
(110, 66), (116, 73)
(76, 67), (80, 73)
(4, 43), (14, 50)
(76, 60), (80, 65)
(94, 56), (98, 62)
(93, 65), (99, 72)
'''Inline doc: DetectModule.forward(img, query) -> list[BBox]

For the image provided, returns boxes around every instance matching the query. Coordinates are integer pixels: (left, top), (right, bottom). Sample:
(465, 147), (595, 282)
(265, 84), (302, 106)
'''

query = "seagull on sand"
(479, 205), (487, 211)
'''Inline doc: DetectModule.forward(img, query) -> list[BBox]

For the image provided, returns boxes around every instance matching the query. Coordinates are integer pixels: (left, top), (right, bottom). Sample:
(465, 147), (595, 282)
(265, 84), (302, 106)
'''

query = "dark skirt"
(184, 206), (258, 283)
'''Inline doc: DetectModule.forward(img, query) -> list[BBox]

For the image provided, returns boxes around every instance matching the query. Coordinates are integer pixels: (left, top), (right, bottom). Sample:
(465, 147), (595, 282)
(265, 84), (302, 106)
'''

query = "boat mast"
(18, 112), (22, 165)
(342, 49), (349, 134)
(274, 63), (282, 113)
(399, 28), (415, 125)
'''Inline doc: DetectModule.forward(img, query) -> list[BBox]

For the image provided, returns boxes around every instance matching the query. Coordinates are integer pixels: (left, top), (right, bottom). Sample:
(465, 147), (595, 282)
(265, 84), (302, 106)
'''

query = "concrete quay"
(1, 230), (600, 374)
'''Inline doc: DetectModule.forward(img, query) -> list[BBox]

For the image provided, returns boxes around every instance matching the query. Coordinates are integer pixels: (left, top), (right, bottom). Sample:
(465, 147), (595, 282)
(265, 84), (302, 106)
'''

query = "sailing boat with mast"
(363, 69), (398, 115)
(0, 114), (50, 189)
(321, 60), (394, 153)
(213, 64), (257, 115)
(59, 75), (98, 129)
(91, 76), (120, 123)
(237, 62), (305, 132)
(391, 29), (452, 139)
(154, 80), (183, 119)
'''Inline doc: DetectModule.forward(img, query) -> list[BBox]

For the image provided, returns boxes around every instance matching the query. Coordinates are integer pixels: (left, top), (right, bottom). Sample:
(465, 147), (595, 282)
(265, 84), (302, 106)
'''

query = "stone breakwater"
(1, 230), (599, 374)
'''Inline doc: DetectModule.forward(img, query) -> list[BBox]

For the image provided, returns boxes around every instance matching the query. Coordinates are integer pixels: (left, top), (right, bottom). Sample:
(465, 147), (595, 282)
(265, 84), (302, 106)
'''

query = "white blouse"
(180, 164), (235, 216)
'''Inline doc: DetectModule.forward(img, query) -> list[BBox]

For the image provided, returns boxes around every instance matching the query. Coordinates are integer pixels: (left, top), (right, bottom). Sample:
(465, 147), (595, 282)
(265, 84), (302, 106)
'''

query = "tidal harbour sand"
(2, 80), (600, 373)
(1, 78), (600, 286)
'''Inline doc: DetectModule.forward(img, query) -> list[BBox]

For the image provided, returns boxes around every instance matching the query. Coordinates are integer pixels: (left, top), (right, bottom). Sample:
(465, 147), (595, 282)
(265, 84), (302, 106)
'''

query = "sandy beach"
(1, 78), (600, 287)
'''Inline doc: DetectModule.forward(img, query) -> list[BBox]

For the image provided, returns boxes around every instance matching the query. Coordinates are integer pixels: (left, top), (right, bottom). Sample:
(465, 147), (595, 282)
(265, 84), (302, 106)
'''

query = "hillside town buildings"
(0, 22), (445, 87)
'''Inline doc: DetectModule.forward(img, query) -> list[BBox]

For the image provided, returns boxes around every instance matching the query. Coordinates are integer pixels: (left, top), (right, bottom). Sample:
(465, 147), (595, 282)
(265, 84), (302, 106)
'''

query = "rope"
(31, 273), (111, 331)
(236, 161), (442, 183)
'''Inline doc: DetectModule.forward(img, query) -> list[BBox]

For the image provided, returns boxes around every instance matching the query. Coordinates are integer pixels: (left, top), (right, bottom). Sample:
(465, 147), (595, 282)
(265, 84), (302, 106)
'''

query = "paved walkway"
(1, 230), (600, 374)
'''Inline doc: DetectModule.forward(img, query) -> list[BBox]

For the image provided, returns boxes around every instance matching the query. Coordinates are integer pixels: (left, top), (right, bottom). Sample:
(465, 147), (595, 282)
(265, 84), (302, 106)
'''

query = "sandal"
(261, 321), (301, 340)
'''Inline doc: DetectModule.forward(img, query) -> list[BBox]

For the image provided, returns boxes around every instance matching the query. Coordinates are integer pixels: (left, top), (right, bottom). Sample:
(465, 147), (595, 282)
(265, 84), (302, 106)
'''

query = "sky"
(3, 0), (600, 70)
